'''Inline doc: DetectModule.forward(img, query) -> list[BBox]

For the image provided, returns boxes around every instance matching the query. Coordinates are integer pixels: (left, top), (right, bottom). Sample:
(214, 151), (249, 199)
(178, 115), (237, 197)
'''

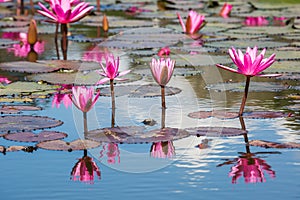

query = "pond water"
(0, 0), (300, 200)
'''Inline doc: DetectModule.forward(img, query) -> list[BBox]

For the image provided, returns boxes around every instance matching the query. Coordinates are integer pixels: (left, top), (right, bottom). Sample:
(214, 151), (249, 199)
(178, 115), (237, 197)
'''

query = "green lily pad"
(185, 126), (247, 137)
(3, 130), (68, 142)
(36, 139), (101, 151)
(0, 38), (18, 48)
(0, 115), (63, 134)
(86, 126), (189, 143)
(0, 105), (42, 114)
(0, 81), (59, 96)
(0, 60), (100, 74)
(27, 71), (142, 85)
(263, 60), (300, 74)
(249, 140), (300, 149)
(99, 84), (181, 97)
(204, 39), (290, 51)
(206, 81), (288, 92)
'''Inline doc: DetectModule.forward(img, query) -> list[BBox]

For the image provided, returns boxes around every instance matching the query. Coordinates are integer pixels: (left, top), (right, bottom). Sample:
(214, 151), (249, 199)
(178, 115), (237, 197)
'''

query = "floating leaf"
(27, 71), (142, 85)
(204, 39), (290, 51)
(0, 38), (18, 48)
(86, 126), (189, 143)
(263, 60), (300, 74)
(0, 60), (99, 73)
(249, 140), (300, 149)
(206, 81), (288, 92)
(243, 111), (289, 119)
(0, 21), (29, 28)
(37, 139), (101, 151)
(188, 110), (239, 119)
(0, 81), (58, 97)
(3, 131), (68, 142)
(185, 127), (247, 137)
(0, 105), (42, 114)
(0, 115), (63, 133)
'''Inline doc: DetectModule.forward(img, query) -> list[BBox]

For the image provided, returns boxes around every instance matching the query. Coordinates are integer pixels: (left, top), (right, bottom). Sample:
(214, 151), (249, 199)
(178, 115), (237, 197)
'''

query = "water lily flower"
(97, 54), (130, 85)
(244, 16), (269, 26)
(37, 0), (94, 24)
(219, 3), (232, 18)
(69, 86), (100, 113)
(229, 157), (275, 184)
(216, 46), (280, 116)
(157, 47), (170, 57)
(150, 57), (175, 87)
(150, 141), (175, 159)
(71, 155), (101, 184)
(177, 10), (206, 34)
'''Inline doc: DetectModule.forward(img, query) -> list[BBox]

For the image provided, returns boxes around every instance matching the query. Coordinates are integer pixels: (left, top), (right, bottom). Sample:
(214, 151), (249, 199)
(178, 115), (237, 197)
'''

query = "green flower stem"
(239, 76), (251, 116)
(61, 23), (68, 60)
(110, 79), (115, 128)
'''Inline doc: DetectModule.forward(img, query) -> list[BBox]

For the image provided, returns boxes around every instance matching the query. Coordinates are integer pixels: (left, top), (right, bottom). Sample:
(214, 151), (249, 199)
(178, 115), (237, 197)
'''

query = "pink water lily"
(244, 16), (269, 26)
(69, 86), (100, 113)
(157, 47), (170, 57)
(219, 3), (232, 18)
(177, 10), (206, 34)
(150, 57), (175, 87)
(97, 54), (130, 85)
(71, 156), (101, 184)
(0, 77), (11, 85)
(150, 141), (175, 159)
(37, 0), (94, 24)
(229, 157), (275, 184)
(216, 46), (280, 116)
(216, 46), (279, 77)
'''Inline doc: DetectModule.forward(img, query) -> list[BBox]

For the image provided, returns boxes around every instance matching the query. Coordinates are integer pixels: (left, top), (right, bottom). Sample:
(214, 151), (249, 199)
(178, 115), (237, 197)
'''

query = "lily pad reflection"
(37, 139), (101, 151)
(186, 127), (247, 137)
(4, 131), (68, 142)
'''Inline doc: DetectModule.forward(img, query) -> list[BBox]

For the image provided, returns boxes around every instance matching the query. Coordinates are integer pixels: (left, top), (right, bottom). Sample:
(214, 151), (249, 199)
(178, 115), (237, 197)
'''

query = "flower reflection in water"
(150, 141), (175, 159)
(99, 143), (120, 164)
(71, 150), (101, 184)
(4, 32), (45, 58)
(52, 84), (73, 109)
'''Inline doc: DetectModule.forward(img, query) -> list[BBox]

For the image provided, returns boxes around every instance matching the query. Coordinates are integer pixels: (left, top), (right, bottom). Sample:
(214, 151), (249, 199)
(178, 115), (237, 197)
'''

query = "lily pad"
(36, 139), (101, 151)
(186, 126), (247, 137)
(206, 81), (288, 92)
(0, 115), (63, 133)
(249, 140), (300, 149)
(243, 111), (289, 119)
(86, 126), (189, 143)
(99, 84), (181, 97)
(27, 71), (142, 85)
(3, 130), (68, 142)
(188, 110), (239, 119)
(204, 39), (290, 51)
(0, 105), (42, 114)
(0, 81), (59, 96)
(0, 60), (100, 74)
(0, 38), (18, 48)
(0, 21), (29, 28)
(263, 60), (300, 74)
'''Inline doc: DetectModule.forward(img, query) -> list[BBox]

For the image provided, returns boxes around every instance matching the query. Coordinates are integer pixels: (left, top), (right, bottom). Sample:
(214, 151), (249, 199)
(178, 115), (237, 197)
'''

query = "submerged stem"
(239, 76), (251, 116)
(110, 79), (115, 128)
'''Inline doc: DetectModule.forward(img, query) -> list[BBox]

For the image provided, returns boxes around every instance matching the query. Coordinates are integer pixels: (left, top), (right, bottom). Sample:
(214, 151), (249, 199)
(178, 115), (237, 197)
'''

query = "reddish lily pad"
(86, 126), (189, 143)
(188, 111), (288, 119)
(99, 84), (181, 97)
(36, 139), (101, 151)
(0, 115), (63, 134)
(249, 140), (300, 149)
(185, 127), (247, 137)
(0, 21), (29, 28)
(188, 111), (239, 119)
(0, 60), (100, 74)
(0, 105), (42, 114)
(3, 131), (68, 142)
